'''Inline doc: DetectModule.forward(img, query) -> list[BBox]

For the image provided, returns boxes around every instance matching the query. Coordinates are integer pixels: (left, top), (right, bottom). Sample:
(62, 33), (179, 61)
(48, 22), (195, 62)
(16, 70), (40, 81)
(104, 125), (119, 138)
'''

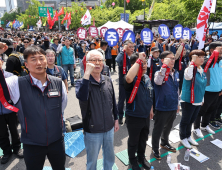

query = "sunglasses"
(24, 41), (29, 43)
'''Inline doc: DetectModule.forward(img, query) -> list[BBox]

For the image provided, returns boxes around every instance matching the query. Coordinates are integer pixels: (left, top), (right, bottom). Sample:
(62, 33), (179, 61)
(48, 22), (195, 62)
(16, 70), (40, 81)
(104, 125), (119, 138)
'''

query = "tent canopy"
(191, 22), (222, 36)
(98, 20), (133, 31)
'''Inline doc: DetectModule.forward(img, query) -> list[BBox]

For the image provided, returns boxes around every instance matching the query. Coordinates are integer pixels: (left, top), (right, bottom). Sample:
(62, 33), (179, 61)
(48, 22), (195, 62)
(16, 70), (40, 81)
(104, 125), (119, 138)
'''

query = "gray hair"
(86, 50), (103, 61)
(45, 49), (55, 56)
(124, 40), (133, 46)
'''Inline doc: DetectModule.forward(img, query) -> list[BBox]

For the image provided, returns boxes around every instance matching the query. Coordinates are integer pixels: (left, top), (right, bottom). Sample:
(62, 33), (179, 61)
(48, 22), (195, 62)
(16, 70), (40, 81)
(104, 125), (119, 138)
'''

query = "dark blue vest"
(125, 75), (153, 118)
(154, 71), (179, 111)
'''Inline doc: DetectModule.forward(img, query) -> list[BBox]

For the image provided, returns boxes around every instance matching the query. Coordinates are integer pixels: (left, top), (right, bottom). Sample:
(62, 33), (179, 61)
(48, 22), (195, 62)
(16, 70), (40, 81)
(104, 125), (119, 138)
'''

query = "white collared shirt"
(5, 74), (67, 112)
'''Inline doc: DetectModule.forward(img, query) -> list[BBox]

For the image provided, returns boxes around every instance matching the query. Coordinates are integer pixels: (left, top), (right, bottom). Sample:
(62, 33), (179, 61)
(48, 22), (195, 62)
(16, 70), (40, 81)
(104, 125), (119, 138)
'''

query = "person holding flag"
(152, 51), (180, 160)
(179, 50), (207, 149)
(124, 52), (153, 170)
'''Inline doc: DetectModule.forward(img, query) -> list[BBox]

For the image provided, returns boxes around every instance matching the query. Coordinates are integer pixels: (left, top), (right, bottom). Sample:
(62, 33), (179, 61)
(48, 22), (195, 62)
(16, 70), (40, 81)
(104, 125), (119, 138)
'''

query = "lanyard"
(149, 56), (153, 80)
(0, 70), (19, 112)
(128, 59), (143, 104)
(204, 50), (219, 73)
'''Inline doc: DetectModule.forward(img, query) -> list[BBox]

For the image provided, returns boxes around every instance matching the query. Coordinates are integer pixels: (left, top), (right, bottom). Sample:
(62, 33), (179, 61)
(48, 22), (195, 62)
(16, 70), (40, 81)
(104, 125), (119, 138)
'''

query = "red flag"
(67, 12), (71, 19)
(12, 20), (15, 24)
(61, 12), (69, 24)
(53, 10), (58, 22)
(47, 8), (53, 29)
(67, 18), (71, 30)
(57, 7), (64, 16)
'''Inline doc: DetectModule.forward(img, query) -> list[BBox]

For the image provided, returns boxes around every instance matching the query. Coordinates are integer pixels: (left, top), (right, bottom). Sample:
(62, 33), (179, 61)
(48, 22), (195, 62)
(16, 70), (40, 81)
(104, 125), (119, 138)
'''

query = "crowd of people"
(0, 29), (222, 170)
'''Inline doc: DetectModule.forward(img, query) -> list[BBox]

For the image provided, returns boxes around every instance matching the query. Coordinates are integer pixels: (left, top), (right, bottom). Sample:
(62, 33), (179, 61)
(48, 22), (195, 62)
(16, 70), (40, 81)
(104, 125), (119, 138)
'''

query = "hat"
(151, 47), (161, 52)
(90, 42), (96, 47)
(44, 36), (49, 41)
(159, 37), (164, 41)
(80, 40), (85, 44)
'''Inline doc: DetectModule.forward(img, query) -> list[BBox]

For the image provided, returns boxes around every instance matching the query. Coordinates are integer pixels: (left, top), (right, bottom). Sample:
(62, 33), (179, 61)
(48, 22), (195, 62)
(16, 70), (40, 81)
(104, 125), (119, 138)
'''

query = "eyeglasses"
(88, 59), (104, 64)
(197, 56), (205, 58)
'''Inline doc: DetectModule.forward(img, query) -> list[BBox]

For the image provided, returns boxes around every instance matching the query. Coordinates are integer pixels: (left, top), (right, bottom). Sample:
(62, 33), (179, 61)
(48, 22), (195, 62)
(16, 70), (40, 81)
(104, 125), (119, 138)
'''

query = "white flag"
(81, 10), (91, 26)
(36, 19), (42, 28)
(210, 0), (217, 13)
(196, 0), (212, 50)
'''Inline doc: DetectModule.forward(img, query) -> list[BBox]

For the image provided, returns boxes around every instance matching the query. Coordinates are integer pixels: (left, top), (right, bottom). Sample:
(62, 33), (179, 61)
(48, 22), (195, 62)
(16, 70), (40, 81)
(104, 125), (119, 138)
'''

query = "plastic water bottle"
(150, 166), (154, 170)
(167, 153), (171, 164)
(184, 149), (190, 161)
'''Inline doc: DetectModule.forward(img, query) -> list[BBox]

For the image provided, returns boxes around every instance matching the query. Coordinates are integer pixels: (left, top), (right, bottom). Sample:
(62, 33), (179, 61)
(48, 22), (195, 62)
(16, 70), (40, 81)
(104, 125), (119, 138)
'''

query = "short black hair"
(209, 41), (222, 50)
(100, 40), (108, 47)
(159, 51), (174, 59)
(130, 52), (139, 65)
(23, 45), (46, 60)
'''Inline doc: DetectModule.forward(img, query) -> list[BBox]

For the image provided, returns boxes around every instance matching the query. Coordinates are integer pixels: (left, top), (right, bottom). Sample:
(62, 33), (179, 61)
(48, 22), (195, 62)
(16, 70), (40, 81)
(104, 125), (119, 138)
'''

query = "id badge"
(47, 89), (60, 98)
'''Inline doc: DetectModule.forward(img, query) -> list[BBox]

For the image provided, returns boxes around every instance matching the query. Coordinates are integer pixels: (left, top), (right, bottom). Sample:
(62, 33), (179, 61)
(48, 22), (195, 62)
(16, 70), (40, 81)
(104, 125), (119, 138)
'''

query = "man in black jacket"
(76, 49), (119, 170)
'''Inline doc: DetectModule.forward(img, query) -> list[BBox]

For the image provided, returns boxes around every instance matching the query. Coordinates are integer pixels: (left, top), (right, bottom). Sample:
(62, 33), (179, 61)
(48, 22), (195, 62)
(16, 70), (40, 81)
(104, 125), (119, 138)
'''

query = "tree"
(1, 8), (22, 27)
(105, 0), (153, 14)
(17, 0), (47, 29)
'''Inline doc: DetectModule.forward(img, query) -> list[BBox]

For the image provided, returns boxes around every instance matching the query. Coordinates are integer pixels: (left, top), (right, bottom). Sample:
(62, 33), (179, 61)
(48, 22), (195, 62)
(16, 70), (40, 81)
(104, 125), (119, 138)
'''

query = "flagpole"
(124, 0), (126, 21)
(58, 9), (61, 31)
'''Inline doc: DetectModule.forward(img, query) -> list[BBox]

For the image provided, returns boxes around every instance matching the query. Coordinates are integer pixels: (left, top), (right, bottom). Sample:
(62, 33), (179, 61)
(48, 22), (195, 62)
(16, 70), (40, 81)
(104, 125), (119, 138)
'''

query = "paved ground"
(0, 62), (222, 170)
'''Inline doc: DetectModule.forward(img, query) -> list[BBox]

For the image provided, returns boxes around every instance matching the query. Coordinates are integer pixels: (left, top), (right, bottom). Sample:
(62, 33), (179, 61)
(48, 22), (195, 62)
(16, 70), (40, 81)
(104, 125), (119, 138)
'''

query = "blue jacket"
(61, 46), (75, 65)
(116, 51), (131, 84)
(125, 75), (153, 118)
(154, 71), (179, 111)
(181, 71), (207, 103)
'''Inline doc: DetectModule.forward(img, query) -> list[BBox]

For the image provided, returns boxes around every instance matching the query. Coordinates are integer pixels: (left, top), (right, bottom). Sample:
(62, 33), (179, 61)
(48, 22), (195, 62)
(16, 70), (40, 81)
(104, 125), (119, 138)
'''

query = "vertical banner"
(147, 0), (155, 21)
(196, 0), (212, 50)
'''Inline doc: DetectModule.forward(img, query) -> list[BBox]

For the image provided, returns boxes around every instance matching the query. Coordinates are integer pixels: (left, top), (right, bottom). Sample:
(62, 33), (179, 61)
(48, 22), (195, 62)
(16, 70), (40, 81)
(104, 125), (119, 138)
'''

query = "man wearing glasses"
(76, 50), (119, 170)
(152, 51), (180, 160)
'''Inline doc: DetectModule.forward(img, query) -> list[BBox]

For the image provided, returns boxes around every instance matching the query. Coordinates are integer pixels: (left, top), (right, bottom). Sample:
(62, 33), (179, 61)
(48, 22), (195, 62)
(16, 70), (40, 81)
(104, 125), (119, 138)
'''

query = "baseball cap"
(151, 47), (161, 52)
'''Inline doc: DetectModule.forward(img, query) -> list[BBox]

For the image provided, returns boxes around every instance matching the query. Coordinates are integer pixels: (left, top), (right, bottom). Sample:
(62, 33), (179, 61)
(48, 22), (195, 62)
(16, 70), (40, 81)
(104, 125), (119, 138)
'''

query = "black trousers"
(210, 95), (222, 121)
(180, 102), (201, 140)
(118, 84), (126, 119)
(0, 112), (21, 155)
(194, 91), (219, 129)
(152, 110), (177, 151)
(126, 115), (150, 163)
(112, 55), (117, 71)
(23, 137), (66, 170)
(106, 59), (112, 71)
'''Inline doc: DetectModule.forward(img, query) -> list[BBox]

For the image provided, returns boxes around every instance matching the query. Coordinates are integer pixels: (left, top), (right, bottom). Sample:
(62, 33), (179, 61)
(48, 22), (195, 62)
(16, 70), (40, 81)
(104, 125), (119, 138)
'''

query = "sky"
(0, 0), (6, 7)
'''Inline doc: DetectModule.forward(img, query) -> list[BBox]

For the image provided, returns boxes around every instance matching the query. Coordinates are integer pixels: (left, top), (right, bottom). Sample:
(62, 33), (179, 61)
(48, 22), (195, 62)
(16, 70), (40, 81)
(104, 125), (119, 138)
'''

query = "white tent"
(98, 20), (134, 32)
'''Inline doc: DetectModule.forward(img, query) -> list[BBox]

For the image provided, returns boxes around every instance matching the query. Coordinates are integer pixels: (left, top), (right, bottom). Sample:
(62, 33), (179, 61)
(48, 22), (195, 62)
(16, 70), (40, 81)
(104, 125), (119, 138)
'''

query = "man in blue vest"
(0, 45), (67, 170)
(59, 38), (76, 86)
(116, 40), (134, 124)
(152, 51), (180, 160)
(0, 54), (23, 164)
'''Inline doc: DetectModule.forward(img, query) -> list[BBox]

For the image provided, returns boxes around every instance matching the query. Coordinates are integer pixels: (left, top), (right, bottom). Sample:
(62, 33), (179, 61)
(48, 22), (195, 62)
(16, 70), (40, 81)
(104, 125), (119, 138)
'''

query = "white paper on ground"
(174, 124), (179, 130)
(210, 139), (222, 149)
(146, 138), (171, 148)
(168, 163), (190, 170)
(169, 130), (181, 143)
(190, 148), (209, 163)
